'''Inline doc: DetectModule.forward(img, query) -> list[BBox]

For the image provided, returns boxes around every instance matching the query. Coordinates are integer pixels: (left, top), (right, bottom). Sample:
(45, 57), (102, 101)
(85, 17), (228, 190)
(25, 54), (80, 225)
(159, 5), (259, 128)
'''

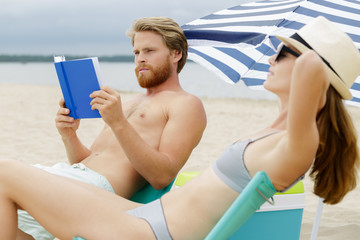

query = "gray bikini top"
(212, 132), (304, 193)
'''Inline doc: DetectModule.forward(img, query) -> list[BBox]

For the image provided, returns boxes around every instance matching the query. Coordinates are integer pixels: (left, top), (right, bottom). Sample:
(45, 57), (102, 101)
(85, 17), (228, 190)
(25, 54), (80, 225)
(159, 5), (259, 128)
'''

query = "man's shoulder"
(157, 88), (198, 98)
(160, 90), (203, 105)
(155, 90), (206, 127)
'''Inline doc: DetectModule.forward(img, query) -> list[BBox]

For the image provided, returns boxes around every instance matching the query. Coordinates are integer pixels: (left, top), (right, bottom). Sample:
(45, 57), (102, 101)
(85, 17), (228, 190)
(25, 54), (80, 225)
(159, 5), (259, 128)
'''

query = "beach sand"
(1, 83), (359, 239)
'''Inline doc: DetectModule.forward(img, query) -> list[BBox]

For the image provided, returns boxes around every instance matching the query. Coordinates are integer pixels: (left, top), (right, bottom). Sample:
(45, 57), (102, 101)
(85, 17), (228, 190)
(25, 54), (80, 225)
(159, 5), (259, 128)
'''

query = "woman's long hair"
(311, 86), (359, 204)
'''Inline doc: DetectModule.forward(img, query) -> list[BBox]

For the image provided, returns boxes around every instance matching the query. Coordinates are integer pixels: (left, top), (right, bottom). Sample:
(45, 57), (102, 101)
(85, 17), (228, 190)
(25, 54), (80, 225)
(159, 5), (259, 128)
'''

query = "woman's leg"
(16, 229), (34, 240)
(0, 160), (156, 240)
(0, 180), (18, 239)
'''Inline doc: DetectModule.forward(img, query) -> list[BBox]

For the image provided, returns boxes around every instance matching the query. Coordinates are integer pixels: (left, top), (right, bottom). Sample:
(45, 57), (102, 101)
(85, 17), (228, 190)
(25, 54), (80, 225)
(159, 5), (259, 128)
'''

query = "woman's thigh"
(0, 160), (154, 239)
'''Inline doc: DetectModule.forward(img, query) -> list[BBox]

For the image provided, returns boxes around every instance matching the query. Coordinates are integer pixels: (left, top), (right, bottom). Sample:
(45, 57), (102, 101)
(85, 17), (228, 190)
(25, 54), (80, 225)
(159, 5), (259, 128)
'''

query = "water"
(0, 62), (276, 100)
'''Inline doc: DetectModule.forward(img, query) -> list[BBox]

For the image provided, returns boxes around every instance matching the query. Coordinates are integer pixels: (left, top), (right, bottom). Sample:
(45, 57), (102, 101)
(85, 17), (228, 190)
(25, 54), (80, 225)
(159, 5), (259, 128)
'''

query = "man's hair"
(126, 17), (188, 73)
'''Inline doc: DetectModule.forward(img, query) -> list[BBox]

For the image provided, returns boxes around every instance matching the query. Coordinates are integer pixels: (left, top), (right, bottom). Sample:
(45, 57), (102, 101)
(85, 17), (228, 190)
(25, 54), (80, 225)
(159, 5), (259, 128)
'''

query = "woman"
(1, 16), (359, 239)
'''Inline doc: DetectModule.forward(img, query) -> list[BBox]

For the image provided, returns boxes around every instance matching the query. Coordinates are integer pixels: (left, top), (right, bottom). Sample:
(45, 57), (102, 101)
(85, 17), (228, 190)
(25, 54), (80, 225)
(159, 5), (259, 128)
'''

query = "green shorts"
(18, 162), (115, 240)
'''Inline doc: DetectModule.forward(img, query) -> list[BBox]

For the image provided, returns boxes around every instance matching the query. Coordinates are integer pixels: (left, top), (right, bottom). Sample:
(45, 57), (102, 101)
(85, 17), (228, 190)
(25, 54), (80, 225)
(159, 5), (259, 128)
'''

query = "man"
(17, 17), (206, 240)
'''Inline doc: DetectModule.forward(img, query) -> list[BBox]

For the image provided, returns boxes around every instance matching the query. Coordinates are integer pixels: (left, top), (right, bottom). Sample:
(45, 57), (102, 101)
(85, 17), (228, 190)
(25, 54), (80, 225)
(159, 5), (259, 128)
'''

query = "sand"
(1, 83), (359, 239)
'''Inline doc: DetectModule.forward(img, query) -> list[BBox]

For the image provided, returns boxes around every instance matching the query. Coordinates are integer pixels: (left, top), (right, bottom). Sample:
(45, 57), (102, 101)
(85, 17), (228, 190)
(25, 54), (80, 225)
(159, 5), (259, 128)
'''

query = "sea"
(0, 62), (276, 100)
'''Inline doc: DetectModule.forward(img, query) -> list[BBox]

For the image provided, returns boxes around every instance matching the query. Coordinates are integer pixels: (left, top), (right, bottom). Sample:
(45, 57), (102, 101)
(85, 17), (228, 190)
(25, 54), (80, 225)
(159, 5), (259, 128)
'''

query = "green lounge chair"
(205, 170), (277, 239)
(130, 179), (175, 204)
(73, 171), (276, 240)
(174, 171), (304, 240)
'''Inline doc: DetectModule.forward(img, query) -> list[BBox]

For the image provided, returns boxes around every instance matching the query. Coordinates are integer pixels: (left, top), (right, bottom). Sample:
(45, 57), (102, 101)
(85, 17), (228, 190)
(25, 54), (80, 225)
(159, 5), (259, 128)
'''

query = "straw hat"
(276, 16), (360, 100)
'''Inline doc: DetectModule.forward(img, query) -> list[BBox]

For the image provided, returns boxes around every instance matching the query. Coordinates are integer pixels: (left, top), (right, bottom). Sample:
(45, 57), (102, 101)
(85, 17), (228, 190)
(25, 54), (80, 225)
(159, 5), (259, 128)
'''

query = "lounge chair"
(205, 170), (277, 239)
(73, 171), (278, 240)
(130, 179), (175, 204)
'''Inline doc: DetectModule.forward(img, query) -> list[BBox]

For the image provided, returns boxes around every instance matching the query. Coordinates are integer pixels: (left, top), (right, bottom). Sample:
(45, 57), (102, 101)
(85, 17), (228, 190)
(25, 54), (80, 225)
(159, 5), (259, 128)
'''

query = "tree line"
(0, 55), (134, 63)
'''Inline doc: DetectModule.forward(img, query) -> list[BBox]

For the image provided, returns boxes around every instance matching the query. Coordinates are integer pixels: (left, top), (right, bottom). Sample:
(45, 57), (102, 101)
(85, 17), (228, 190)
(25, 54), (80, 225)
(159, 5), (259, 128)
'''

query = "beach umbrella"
(182, 0), (360, 107)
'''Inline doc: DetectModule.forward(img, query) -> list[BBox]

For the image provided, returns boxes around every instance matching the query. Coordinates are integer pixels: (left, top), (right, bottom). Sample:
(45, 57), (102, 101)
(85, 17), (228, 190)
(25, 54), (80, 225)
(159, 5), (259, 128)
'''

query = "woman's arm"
(286, 50), (330, 152)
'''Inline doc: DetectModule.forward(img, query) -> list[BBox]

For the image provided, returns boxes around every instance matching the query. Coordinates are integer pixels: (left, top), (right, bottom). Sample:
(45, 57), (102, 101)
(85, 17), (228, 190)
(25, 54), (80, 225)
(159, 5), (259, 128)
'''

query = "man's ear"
(171, 49), (182, 63)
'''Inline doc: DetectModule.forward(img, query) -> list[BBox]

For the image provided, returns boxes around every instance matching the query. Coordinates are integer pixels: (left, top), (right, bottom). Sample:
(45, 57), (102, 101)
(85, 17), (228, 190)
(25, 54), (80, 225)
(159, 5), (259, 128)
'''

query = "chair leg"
(310, 198), (324, 240)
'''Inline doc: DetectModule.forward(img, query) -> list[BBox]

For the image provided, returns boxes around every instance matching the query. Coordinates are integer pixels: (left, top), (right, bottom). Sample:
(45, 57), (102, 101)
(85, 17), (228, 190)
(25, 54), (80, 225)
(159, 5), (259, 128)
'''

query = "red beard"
(135, 57), (172, 88)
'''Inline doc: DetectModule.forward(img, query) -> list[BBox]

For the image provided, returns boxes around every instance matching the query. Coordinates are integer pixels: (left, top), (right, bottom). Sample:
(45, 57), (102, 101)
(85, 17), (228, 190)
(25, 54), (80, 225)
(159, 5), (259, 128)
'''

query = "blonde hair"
(126, 17), (188, 73)
(312, 86), (359, 204)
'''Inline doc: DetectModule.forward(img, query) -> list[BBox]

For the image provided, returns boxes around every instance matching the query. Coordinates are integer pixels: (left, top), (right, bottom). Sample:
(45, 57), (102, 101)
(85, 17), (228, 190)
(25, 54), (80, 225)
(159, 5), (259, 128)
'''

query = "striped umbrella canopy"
(182, 0), (360, 107)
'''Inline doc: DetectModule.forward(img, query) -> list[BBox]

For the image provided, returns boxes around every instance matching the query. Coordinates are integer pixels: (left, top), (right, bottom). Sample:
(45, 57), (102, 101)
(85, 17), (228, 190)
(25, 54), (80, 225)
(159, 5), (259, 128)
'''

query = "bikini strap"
(250, 130), (282, 143)
(249, 130), (305, 193)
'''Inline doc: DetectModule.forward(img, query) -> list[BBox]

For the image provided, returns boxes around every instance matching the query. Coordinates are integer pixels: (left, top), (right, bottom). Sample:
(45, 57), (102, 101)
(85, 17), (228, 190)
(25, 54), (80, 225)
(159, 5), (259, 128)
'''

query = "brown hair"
(126, 17), (188, 73)
(311, 86), (359, 204)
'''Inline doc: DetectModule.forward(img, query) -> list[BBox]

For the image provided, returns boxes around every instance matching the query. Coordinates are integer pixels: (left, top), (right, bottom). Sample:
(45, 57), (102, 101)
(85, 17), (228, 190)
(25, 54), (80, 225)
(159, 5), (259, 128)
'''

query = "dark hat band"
(290, 33), (342, 81)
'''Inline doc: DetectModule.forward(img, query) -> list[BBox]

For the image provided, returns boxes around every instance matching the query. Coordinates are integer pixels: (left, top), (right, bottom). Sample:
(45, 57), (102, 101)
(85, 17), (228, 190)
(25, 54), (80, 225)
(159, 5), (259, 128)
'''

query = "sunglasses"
(275, 45), (300, 62)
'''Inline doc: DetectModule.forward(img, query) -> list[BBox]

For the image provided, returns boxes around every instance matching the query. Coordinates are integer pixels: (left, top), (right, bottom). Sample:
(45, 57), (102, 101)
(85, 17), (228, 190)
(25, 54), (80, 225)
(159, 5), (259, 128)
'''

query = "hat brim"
(275, 35), (352, 100)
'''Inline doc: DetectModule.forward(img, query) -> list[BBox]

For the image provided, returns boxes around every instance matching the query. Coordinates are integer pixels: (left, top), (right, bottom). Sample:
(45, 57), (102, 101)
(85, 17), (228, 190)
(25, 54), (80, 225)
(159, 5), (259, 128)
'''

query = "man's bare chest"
(123, 99), (167, 126)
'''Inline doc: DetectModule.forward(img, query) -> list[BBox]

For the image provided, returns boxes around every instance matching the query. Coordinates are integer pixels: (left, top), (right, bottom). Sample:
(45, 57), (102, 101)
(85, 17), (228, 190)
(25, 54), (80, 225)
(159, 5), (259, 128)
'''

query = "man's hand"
(90, 86), (125, 127)
(55, 98), (80, 139)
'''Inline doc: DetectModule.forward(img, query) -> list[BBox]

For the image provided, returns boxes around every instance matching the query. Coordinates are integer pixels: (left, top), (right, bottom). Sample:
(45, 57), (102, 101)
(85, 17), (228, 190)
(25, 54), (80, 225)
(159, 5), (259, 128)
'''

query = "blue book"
(54, 56), (102, 119)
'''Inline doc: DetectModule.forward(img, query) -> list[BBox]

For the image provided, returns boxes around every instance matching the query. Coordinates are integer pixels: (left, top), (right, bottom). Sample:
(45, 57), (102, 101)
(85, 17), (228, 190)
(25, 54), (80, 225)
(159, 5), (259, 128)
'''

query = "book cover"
(54, 56), (102, 119)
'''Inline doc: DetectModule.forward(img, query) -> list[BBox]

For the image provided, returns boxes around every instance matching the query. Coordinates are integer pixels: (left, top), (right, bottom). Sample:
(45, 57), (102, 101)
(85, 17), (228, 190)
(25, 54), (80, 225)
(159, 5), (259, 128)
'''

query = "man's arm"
(153, 94), (206, 186)
(55, 98), (92, 164)
(90, 87), (206, 189)
(120, 94), (206, 189)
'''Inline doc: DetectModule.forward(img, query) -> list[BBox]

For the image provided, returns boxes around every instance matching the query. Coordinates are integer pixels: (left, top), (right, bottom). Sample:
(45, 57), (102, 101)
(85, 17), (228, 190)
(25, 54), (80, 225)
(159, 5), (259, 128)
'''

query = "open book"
(54, 56), (102, 119)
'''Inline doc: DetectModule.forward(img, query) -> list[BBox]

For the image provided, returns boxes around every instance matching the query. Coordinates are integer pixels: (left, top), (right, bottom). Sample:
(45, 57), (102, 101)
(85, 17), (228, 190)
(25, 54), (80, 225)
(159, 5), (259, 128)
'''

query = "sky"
(1, 0), (251, 56)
